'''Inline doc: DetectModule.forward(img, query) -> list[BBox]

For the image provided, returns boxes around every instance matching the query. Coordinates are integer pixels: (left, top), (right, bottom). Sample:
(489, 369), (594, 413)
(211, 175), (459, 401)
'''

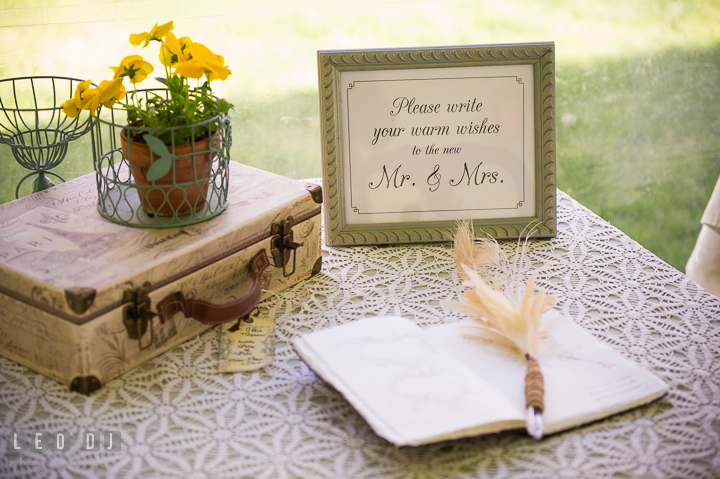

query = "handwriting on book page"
(580, 375), (646, 403)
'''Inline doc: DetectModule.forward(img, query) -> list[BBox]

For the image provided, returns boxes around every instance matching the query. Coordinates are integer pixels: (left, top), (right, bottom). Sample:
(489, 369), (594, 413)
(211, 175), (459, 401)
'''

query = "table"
(1, 190), (719, 479)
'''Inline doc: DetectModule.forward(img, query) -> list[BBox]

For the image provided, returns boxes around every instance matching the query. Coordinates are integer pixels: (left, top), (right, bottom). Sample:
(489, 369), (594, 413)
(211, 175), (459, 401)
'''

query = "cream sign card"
(318, 43), (556, 245)
(341, 64), (535, 224)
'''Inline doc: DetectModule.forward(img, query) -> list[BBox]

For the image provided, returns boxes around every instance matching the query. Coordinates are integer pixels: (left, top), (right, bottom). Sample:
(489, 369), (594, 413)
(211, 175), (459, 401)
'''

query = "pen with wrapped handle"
(525, 355), (544, 440)
(444, 221), (556, 441)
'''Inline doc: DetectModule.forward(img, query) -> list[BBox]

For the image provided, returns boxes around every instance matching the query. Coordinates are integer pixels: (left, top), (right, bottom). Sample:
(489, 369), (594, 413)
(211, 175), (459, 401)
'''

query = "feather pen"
(442, 221), (557, 439)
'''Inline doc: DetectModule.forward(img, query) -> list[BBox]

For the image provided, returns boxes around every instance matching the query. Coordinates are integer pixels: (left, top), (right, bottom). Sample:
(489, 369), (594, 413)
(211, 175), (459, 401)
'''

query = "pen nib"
(526, 406), (544, 440)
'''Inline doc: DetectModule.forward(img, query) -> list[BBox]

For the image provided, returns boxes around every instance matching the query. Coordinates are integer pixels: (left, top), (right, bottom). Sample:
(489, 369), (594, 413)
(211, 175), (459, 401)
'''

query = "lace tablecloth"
(1, 190), (719, 479)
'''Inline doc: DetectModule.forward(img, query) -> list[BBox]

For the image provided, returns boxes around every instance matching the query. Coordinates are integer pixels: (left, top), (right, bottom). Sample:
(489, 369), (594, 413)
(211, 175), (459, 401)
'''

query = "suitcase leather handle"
(157, 250), (270, 326)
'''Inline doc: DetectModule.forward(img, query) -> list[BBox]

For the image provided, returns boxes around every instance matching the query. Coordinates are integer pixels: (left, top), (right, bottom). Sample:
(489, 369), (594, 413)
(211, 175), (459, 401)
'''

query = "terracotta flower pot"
(120, 128), (217, 217)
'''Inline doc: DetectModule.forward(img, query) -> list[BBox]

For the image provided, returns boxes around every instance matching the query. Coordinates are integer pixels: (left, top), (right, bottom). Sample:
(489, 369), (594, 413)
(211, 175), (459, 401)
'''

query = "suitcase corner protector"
(312, 256), (322, 275)
(305, 183), (323, 204)
(70, 376), (102, 395)
(64, 287), (97, 315)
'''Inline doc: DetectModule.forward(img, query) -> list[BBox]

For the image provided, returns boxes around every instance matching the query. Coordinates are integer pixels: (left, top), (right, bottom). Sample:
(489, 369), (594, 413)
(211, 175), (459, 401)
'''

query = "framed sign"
(318, 42), (556, 246)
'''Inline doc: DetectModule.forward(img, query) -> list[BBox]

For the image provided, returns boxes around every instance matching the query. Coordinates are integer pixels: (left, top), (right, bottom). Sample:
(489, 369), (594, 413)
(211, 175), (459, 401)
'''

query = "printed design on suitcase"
(96, 322), (131, 379)
(0, 207), (145, 286)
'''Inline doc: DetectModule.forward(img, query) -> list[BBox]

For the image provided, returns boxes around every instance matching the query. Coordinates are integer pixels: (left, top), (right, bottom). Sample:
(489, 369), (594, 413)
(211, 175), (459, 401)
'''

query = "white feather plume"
(442, 221), (557, 358)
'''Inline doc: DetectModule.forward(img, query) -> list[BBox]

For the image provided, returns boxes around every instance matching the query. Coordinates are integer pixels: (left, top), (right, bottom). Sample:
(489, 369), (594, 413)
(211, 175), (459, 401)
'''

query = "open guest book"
(293, 311), (669, 446)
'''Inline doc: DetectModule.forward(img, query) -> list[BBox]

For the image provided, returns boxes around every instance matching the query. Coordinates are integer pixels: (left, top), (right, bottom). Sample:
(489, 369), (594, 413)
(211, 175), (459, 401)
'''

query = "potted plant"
(62, 21), (233, 217)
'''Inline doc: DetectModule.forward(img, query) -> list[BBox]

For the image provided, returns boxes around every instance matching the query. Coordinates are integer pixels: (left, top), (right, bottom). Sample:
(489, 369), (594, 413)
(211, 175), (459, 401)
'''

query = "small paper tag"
(153, 316), (177, 348)
(218, 316), (275, 372)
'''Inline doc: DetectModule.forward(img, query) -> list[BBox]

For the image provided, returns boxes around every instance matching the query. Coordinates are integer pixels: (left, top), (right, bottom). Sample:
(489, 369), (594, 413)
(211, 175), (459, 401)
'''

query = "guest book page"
(429, 311), (670, 435)
(294, 311), (668, 446)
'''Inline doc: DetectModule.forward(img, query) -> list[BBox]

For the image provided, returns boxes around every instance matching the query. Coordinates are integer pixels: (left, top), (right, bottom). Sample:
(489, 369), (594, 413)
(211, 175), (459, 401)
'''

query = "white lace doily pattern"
(1, 190), (719, 479)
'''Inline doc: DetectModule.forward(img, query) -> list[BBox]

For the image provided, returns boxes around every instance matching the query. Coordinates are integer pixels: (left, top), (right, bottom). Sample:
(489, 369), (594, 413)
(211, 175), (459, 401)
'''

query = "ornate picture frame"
(318, 42), (556, 246)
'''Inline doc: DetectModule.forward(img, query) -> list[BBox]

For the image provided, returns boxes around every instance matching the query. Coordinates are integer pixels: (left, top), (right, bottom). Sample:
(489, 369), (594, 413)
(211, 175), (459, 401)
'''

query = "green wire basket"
(91, 89), (230, 228)
(0, 76), (94, 198)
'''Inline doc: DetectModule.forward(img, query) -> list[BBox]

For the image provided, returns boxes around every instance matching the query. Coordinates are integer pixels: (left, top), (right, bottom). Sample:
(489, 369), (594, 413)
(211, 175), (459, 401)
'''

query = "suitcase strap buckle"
(271, 216), (305, 278)
(122, 282), (157, 351)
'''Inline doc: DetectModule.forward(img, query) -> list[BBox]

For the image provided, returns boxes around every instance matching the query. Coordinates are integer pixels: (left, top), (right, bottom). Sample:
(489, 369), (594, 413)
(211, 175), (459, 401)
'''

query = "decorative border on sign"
(318, 42), (556, 245)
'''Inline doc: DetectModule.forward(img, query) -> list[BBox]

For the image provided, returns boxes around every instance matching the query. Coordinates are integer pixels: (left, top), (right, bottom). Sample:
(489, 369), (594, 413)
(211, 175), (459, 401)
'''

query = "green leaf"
(146, 156), (173, 182)
(143, 134), (176, 181)
(144, 133), (170, 157)
(155, 77), (168, 86)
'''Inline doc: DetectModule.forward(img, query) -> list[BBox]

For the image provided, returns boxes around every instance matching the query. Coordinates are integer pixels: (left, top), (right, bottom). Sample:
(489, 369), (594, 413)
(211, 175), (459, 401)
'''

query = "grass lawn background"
(1, 0), (719, 271)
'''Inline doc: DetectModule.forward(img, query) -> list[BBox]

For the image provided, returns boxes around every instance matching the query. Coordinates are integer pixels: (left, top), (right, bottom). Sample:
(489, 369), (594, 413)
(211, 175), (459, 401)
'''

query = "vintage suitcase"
(0, 161), (322, 393)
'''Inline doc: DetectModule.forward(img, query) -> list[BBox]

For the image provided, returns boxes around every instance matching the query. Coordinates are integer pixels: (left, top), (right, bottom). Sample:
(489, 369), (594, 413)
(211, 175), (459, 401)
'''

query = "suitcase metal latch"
(271, 217), (304, 278)
(122, 282), (156, 350)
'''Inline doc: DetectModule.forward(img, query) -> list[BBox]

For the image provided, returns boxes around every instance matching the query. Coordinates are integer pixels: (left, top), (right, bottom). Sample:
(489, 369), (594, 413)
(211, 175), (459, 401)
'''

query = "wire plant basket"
(0, 76), (95, 198)
(92, 89), (230, 228)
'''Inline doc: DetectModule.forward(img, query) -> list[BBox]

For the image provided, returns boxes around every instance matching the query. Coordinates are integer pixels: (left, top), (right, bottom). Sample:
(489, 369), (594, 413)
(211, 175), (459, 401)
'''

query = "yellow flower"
(206, 55), (231, 82)
(129, 20), (174, 47)
(173, 59), (203, 79)
(129, 32), (149, 47)
(179, 36), (193, 51)
(174, 42), (231, 82)
(151, 20), (174, 39)
(111, 55), (154, 84)
(61, 79), (125, 117)
(97, 78), (127, 108)
(61, 79), (92, 117)
(73, 79), (93, 100)
(61, 98), (80, 118)
(77, 88), (101, 114)
(159, 32), (191, 66)
(159, 32), (179, 66)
